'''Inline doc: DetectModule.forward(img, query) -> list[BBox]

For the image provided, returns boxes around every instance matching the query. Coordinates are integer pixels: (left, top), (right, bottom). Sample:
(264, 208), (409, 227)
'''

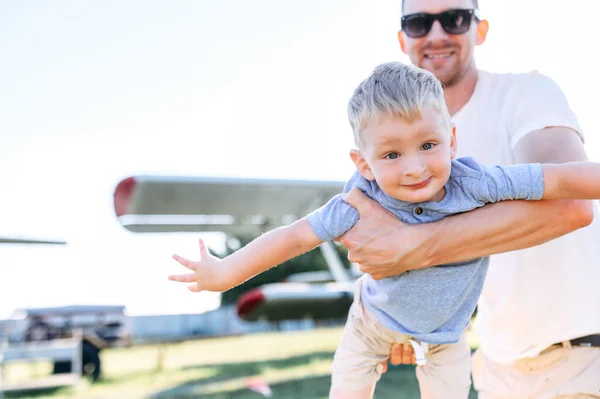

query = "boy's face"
(351, 107), (457, 203)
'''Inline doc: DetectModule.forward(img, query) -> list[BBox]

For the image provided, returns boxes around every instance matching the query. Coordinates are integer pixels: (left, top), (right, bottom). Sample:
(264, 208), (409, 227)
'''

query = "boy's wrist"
(218, 258), (238, 288)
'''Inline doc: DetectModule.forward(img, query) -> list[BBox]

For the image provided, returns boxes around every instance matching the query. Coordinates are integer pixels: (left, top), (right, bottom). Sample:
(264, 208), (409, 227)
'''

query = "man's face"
(399, 0), (483, 87)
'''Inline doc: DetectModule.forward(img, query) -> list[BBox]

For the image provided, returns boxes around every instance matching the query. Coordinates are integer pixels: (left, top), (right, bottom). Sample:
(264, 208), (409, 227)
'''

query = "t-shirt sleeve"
(306, 194), (359, 242)
(506, 71), (583, 149)
(478, 162), (545, 202)
(451, 157), (545, 203)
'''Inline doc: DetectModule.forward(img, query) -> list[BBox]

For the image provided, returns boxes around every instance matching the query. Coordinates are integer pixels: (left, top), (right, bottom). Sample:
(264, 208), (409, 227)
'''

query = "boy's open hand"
(169, 238), (231, 292)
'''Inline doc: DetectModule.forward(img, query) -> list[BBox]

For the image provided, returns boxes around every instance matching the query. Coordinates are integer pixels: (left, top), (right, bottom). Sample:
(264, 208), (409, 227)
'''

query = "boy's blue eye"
(422, 143), (434, 150)
(386, 152), (399, 159)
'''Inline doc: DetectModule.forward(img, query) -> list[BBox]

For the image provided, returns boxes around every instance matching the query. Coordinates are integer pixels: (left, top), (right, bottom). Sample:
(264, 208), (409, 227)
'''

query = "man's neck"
(443, 65), (479, 116)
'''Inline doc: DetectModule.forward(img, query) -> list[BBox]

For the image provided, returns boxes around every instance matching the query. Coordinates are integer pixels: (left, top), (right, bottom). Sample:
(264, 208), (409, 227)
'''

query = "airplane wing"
(114, 175), (345, 235)
(236, 282), (354, 322)
(0, 237), (66, 245)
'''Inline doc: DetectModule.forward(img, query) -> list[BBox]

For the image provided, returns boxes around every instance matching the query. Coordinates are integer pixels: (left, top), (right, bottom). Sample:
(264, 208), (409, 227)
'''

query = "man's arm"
(339, 127), (594, 280)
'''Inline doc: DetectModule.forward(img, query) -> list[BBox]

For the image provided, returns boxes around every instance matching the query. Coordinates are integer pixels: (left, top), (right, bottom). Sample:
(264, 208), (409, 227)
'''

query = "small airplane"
(113, 175), (361, 322)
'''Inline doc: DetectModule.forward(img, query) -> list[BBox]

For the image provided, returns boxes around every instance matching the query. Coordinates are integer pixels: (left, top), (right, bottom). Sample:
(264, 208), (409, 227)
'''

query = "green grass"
(3, 327), (479, 399)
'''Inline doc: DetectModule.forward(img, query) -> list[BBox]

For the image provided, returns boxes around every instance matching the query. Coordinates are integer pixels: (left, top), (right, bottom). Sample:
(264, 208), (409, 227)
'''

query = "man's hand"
(169, 238), (232, 292)
(336, 188), (432, 279)
(388, 342), (416, 365)
(380, 342), (417, 373)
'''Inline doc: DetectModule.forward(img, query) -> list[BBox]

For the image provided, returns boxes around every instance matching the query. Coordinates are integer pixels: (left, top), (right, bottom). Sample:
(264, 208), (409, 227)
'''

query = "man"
(339, 0), (600, 397)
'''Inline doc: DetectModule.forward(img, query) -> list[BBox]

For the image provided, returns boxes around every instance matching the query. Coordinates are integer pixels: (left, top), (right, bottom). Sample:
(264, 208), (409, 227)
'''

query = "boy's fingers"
(198, 238), (209, 258)
(188, 284), (201, 292)
(172, 254), (196, 270)
(168, 273), (196, 283)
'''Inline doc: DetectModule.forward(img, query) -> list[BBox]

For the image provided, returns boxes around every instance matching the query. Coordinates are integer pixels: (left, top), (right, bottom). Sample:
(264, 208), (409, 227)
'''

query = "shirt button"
(415, 207), (423, 215)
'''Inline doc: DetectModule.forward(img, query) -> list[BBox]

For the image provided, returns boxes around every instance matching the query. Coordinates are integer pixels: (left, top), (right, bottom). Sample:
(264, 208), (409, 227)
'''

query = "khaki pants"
(472, 342), (600, 399)
(331, 277), (472, 398)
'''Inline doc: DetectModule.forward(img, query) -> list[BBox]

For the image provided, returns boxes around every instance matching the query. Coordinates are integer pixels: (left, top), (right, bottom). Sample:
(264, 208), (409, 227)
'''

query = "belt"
(568, 334), (600, 348)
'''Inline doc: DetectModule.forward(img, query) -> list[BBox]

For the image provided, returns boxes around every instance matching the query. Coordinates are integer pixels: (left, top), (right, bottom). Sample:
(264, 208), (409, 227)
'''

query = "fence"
(0, 330), (82, 397)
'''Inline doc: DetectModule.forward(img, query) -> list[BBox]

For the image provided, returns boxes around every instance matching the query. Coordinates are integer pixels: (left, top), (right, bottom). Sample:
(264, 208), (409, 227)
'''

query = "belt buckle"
(570, 334), (600, 348)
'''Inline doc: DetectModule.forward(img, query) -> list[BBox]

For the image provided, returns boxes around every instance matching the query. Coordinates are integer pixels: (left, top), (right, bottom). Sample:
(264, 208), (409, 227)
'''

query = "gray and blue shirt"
(307, 157), (544, 344)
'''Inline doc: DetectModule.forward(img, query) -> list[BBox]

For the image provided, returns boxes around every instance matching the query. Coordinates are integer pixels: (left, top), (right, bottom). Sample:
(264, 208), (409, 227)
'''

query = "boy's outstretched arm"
(542, 162), (600, 199)
(169, 218), (323, 292)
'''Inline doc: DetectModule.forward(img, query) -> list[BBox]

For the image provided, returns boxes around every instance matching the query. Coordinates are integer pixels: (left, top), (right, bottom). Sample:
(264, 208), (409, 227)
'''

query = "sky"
(1, 0), (599, 318)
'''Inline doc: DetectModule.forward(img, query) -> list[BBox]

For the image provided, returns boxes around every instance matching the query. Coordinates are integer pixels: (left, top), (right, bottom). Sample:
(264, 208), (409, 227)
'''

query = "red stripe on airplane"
(236, 289), (265, 318)
(114, 177), (136, 217)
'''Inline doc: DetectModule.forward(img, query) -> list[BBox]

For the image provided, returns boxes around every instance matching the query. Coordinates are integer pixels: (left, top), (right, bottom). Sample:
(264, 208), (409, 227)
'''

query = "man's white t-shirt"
(452, 69), (600, 364)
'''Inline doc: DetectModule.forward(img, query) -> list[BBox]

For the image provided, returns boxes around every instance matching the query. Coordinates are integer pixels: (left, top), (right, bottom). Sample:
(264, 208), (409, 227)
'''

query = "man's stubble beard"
(438, 58), (476, 88)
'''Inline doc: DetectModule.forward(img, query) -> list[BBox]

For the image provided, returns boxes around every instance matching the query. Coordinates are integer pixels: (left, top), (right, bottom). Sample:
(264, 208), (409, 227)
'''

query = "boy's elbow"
(565, 199), (594, 230)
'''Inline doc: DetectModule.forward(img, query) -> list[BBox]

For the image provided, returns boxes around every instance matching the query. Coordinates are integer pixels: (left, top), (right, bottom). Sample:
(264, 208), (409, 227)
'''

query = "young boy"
(168, 62), (600, 399)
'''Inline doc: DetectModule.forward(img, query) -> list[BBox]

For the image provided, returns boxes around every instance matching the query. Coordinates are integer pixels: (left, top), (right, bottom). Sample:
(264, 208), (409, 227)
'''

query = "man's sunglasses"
(401, 9), (480, 39)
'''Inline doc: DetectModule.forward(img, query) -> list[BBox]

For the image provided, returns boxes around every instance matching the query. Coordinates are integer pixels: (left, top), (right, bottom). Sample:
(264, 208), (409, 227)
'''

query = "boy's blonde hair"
(348, 61), (451, 147)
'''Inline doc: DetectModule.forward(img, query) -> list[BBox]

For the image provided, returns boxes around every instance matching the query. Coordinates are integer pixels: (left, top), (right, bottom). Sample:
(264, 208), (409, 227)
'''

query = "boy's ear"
(449, 125), (458, 159)
(350, 149), (375, 181)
